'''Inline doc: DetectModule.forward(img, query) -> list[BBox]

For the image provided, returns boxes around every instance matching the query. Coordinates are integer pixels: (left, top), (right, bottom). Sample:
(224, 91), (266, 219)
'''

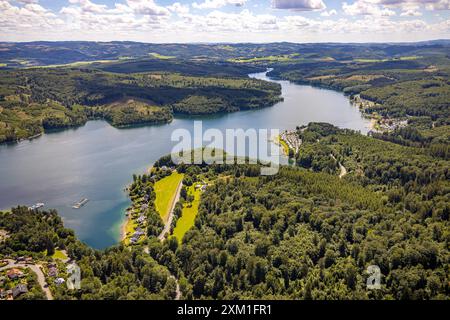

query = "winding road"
(0, 259), (53, 300)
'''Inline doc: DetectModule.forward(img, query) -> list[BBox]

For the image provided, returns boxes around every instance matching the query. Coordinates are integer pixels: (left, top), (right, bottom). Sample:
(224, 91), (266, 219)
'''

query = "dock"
(72, 198), (89, 209)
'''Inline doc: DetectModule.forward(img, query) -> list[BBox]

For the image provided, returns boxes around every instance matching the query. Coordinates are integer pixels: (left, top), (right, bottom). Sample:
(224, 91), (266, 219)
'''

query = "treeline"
(267, 55), (450, 128)
(1, 133), (449, 299)
(143, 163), (449, 299)
(0, 207), (177, 300)
(0, 66), (282, 143)
(294, 123), (449, 222)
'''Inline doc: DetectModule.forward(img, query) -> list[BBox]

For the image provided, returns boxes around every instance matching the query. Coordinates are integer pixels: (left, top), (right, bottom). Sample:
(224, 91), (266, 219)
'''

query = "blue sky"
(0, 0), (449, 42)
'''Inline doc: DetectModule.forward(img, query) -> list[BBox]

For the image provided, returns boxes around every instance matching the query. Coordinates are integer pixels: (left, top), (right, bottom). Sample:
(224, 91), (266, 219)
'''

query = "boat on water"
(72, 198), (89, 209)
(28, 203), (44, 210)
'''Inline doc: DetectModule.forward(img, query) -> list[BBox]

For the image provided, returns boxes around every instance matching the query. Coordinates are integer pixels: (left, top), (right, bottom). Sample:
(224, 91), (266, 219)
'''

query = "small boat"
(72, 198), (89, 209)
(28, 203), (45, 210)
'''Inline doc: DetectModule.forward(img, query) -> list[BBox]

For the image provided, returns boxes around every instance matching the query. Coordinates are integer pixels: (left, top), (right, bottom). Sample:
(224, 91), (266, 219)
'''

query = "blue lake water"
(0, 71), (370, 249)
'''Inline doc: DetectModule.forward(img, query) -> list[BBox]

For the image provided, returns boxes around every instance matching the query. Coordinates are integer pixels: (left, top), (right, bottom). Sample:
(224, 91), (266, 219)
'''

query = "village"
(351, 94), (408, 133)
(0, 249), (73, 300)
(123, 165), (209, 246)
(279, 130), (302, 155)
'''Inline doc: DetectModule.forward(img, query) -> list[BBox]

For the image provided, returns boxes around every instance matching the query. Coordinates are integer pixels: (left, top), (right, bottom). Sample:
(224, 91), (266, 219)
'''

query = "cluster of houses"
(47, 262), (65, 286)
(280, 130), (302, 155)
(130, 227), (146, 244)
(16, 256), (34, 264)
(373, 118), (408, 132)
(0, 268), (28, 300)
(128, 194), (150, 244)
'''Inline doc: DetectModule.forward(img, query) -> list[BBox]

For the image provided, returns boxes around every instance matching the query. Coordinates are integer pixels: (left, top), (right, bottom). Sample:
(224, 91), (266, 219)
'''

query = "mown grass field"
(276, 135), (290, 156)
(172, 186), (201, 243)
(154, 172), (184, 222)
(52, 249), (68, 260)
(228, 53), (300, 63)
(149, 52), (175, 60)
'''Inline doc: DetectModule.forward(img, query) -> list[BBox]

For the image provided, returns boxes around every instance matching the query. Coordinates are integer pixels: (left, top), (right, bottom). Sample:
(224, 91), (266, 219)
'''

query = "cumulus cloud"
(367, 0), (449, 11)
(0, 0), (448, 42)
(0, 0), (63, 33)
(68, 0), (107, 14)
(400, 9), (422, 16)
(343, 1), (396, 16)
(321, 9), (337, 16)
(125, 0), (170, 16)
(425, 0), (450, 10)
(272, 0), (326, 11)
(192, 0), (247, 10)
(15, 0), (39, 3)
(168, 2), (190, 14)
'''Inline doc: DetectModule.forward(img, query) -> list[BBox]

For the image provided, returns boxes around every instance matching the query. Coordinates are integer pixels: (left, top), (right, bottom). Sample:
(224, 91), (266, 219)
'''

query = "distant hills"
(1, 41), (449, 68)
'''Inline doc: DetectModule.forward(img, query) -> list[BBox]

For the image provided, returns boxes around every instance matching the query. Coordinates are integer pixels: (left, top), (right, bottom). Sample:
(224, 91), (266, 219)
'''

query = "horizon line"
(1, 39), (450, 45)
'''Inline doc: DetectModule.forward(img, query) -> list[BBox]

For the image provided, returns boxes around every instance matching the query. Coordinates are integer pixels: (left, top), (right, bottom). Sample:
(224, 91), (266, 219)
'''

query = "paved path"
(0, 259), (53, 300)
(158, 179), (183, 241)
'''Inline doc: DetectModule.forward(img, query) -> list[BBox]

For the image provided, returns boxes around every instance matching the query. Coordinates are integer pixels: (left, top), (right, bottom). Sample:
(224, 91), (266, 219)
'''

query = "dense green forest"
(267, 55), (450, 127)
(0, 67), (281, 143)
(2, 41), (450, 143)
(0, 207), (178, 300)
(0, 41), (449, 300)
(1, 123), (448, 300)
(113, 123), (449, 300)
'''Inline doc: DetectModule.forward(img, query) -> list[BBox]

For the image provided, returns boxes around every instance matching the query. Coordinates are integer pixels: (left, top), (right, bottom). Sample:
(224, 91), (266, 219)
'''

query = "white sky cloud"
(0, 0), (448, 42)
(192, 0), (247, 10)
(168, 2), (190, 14)
(321, 9), (337, 17)
(272, 0), (326, 11)
(343, 1), (396, 16)
(400, 9), (422, 16)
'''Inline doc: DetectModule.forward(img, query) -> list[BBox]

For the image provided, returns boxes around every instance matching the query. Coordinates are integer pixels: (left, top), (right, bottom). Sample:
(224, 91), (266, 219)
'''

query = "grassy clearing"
(276, 135), (290, 156)
(154, 172), (184, 222)
(149, 52), (175, 60)
(52, 249), (68, 261)
(172, 186), (201, 243)
(354, 56), (421, 63)
(228, 54), (300, 63)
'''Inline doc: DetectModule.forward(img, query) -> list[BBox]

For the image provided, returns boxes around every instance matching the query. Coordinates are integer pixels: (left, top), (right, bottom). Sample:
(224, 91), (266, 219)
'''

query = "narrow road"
(338, 162), (347, 178)
(158, 179), (183, 241)
(144, 178), (183, 299)
(330, 154), (347, 179)
(0, 259), (53, 300)
(169, 275), (182, 300)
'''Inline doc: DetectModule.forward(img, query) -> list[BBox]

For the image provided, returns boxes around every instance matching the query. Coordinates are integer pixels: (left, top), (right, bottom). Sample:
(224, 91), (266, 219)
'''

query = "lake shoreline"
(120, 212), (129, 243)
(0, 70), (372, 249)
(266, 72), (380, 133)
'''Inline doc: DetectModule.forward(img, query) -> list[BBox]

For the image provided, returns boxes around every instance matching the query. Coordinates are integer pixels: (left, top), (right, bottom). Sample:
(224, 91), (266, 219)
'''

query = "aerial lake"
(0, 71), (371, 249)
